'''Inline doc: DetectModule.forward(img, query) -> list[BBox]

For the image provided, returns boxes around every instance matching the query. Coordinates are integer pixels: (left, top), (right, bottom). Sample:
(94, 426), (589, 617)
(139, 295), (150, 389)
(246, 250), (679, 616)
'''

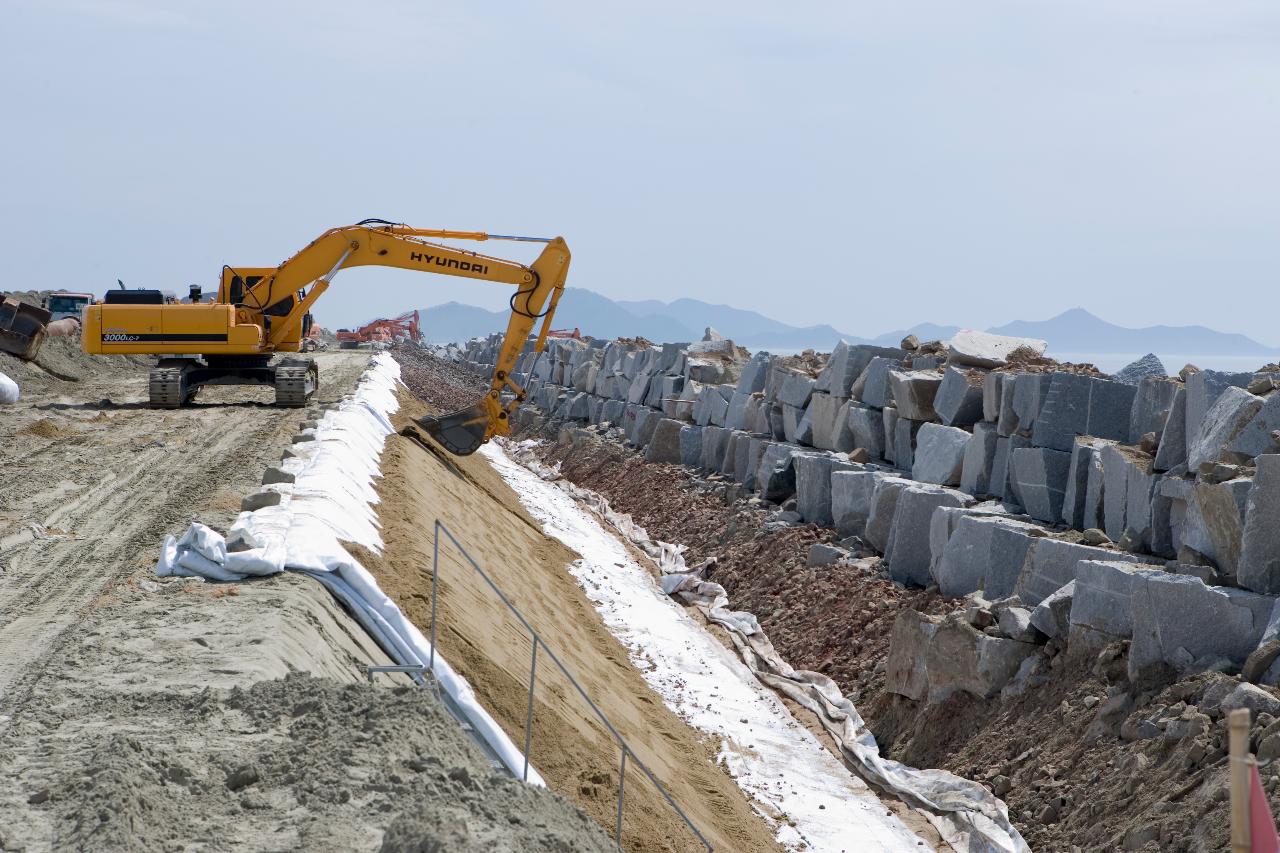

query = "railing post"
(616, 745), (628, 845)
(430, 520), (440, 680)
(523, 636), (539, 783)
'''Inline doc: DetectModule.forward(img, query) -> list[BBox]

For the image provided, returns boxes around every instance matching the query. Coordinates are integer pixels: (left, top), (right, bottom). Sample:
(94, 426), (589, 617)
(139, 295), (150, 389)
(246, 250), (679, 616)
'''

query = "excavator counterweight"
(83, 221), (571, 455)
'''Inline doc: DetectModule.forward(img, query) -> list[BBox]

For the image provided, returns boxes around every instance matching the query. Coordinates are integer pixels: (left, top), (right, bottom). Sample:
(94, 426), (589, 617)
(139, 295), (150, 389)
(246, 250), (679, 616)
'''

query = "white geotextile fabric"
(156, 353), (545, 787)
(0, 371), (18, 404)
(502, 439), (1030, 853)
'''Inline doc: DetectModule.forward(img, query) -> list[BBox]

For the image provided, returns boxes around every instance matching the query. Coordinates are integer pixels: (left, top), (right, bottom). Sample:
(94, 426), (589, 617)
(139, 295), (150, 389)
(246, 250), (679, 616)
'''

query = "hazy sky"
(3, 2), (1277, 342)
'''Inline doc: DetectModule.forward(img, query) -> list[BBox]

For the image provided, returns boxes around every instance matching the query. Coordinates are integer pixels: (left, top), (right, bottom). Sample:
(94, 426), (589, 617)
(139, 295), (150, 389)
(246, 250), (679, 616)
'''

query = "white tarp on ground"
(482, 441), (930, 853)
(0, 371), (18, 404)
(155, 353), (545, 787)
(490, 439), (1031, 853)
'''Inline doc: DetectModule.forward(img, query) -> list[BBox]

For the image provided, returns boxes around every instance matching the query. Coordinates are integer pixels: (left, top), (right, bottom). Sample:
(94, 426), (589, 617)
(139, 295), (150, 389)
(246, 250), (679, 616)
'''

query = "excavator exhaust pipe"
(415, 403), (491, 457)
(0, 298), (52, 361)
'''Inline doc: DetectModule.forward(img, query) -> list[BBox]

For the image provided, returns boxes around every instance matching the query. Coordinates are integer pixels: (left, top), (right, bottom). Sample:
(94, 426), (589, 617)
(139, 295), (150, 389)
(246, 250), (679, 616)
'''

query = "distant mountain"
(424, 288), (860, 348)
(870, 322), (964, 347)
(420, 293), (1280, 359)
(990, 308), (1280, 357)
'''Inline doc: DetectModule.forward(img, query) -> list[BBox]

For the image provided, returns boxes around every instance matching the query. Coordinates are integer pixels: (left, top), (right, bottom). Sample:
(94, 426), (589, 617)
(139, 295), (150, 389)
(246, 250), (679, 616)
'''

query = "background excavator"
(336, 310), (423, 349)
(81, 220), (571, 455)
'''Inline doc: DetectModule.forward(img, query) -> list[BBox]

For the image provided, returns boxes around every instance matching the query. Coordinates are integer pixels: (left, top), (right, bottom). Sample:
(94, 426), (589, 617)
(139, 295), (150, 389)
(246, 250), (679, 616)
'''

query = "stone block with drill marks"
(1010, 446), (1072, 523)
(846, 402), (886, 461)
(934, 366), (986, 427)
(883, 485), (972, 586)
(888, 370), (943, 421)
(911, 423), (969, 486)
(1186, 385), (1263, 470)
(1031, 373), (1138, 452)
(808, 393), (853, 451)
(795, 453), (858, 526)
(960, 422), (1000, 496)
(858, 357), (899, 409)
(1128, 375), (1179, 444)
(933, 513), (1042, 599)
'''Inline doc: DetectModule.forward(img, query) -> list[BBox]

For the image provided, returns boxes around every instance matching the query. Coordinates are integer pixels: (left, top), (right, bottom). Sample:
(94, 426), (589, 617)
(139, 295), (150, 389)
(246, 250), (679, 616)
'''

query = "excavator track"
(274, 359), (318, 407)
(148, 359), (195, 409)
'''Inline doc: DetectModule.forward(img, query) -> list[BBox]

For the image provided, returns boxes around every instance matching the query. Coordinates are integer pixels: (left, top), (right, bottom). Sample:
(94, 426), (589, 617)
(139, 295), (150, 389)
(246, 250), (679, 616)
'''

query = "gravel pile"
(392, 345), (489, 414)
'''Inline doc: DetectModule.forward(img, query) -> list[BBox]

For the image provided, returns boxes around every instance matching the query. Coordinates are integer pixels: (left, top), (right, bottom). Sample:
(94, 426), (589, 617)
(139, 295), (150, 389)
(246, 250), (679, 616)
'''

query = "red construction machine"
(336, 310), (423, 349)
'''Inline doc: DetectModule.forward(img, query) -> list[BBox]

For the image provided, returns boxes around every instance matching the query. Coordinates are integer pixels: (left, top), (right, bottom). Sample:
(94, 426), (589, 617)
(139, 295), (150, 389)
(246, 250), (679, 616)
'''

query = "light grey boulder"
(832, 469), (885, 537)
(881, 407), (899, 464)
(1015, 537), (1146, 606)
(888, 369), (943, 421)
(991, 434), (1029, 503)
(778, 372), (817, 409)
(1187, 386), (1264, 471)
(859, 357), (899, 408)
(678, 425), (703, 467)
(1061, 438), (1104, 529)
(795, 453), (856, 526)
(809, 394), (853, 452)
(1011, 373), (1050, 433)
(723, 392), (752, 431)
(996, 373), (1019, 437)
(847, 402), (886, 460)
(1069, 560), (1149, 650)
(1228, 392), (1280, 462)
(1184, 477), (1251, 578)
(1029, 581), (1075, 639)
(814, 341), (859, 396)
(934, 366), (986, 427)
(884, 485), (972, 586)
(1129, 376), (1179, 445)
(933, 513), (1042, 599)
(735, 352), (770, 395)
(757, 442), (801, 503)
(912, 423), (970, 486)
(1185, 369), (1254, 454)
(947, 329), (1046, 368)
(644, 419), (685, 464)
(864, 476), (916, 553)
(1128, 569), (1274, 680)
(1100, 444), (1155, 546)
(982, 371), (1004, 423)
(1240, 455), (1280, 594)
(1153, 385), (1188, 471)
(886, 611), (1038, 702)
(1032, 373), (1138, 452)
(1010, 447), (1073, 523)
(700, 425), (731, 471)
(894, 417), (923, 471)
(960, 422), (1000, 496)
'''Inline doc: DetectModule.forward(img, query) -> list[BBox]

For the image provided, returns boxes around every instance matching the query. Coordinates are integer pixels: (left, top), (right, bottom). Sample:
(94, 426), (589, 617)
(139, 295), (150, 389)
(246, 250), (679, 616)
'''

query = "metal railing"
(429, 519), (713, 851)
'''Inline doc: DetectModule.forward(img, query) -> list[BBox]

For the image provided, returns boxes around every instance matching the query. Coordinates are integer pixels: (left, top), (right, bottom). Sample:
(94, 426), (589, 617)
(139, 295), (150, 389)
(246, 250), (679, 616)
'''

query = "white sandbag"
(0, 371), (18, 404)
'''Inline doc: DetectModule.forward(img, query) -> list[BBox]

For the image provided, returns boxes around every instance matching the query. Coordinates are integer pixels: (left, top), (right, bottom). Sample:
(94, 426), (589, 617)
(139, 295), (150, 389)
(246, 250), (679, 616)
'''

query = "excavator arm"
(243, 221), (571, 454)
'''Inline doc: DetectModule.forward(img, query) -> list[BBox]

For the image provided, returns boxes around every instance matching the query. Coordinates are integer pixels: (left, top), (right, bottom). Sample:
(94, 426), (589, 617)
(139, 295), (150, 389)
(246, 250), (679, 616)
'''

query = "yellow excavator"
(82, 220), (571, 455)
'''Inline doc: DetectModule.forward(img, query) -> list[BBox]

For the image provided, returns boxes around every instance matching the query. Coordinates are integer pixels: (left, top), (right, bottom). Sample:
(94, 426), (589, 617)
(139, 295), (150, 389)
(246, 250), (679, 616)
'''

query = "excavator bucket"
(0, 298), (51, 361)
(415, 403), (490, 456)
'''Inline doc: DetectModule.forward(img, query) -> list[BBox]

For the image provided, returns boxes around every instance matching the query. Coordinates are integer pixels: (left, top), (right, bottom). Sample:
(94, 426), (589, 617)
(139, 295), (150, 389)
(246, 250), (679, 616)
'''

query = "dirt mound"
(16, 418), (71, 438)
(29, 675), (615, 853)
(0, 334), (152, 391)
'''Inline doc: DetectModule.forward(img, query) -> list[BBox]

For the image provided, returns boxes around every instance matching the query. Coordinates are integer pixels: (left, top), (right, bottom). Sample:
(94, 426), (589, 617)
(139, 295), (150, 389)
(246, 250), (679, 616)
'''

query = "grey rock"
(809, 394), (853, 452)
(1185, 369), (1254, 456)
(991, 434), (1029, 503)
(262, 466), (296, 485)
(1069, 560), (1148, 649)
(1032, 373), (1139, 452)
(912, 423), (970, 486)
(1240, 455), (1280, 594)
(1153, 386), (1188, 472)
(1011, 373), (1050, 433)
(644, 418), (685, 464)
(808, 543), (848, 567)
(678, 425), (703, 467)
(894, 416), (923, 471)
(1221, 683), (1280, 718)
(982, 371), (1004, 423)
(858, 357), (899, 408)
(947, 329), (1046, 368)
(1015, 538), (1145, 606)
(996, 373), (1019, 437)
(831, 470), (884, 537)
(241, 489), (284, 511)
(735, 352), (770, 395)
(1229, 392), (1280, 461)
(881, 407), (899, 464)
(864, 476), (915, 553)
(723, 392), (752, 431)
(885, 485), (972, 586)
(847, 402), (886, 460)
(1113, 353), (1168, 386)
(934, 514), (1042, 599)
(1010, 447), (1073, 523)
(1129, 570), (1274, 680)
(778, 372), (816, 410)
(1061, 438), (1103, 528)
(1029, 581), (1075, 639)
(814, 341), (859, 397)
(757, 442), (801, 502)
(934, 366), (986, 427)
(795, 453), (856, 526)
(1183, 477), (1251, 577)
(1187, 386), (1264, 471)
(888, 369), (943, 421)
(1129, 376), (1179, 445)
(998, 606), (1040, 643)
(960, 421), (1000, 496)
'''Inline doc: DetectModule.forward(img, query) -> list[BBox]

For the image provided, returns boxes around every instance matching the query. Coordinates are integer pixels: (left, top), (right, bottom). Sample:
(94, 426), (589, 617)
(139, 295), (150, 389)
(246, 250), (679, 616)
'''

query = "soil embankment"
(362, 385), (783, 852)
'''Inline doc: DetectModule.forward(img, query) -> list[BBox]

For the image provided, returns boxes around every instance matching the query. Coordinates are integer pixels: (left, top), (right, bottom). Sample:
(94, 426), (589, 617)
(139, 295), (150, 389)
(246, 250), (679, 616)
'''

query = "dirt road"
(0, 350), (369, 707)
(0, 348), (616, 852)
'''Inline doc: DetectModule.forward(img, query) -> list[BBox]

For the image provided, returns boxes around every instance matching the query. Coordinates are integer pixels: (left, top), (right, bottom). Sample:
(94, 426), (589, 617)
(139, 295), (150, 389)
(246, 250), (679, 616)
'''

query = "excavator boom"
(82, 221), (571, 455)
